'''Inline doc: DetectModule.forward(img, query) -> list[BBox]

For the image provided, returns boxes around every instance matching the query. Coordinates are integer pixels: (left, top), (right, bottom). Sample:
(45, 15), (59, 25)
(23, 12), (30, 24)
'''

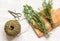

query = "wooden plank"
(31, 8), (60, 37)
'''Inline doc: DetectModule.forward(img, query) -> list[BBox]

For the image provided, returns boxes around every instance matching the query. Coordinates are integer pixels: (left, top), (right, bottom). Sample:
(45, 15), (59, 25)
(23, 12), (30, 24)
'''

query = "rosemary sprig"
(23, 5), (49, 37)
(42, 0), (54, 28)
(32, 14), (49, 37)
(23, 5), (34, 22)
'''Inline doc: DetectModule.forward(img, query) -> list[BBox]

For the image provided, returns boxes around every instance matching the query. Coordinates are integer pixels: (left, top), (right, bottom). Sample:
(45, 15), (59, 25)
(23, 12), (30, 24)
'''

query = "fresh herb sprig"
(42, 0), (54, 28)
(23, 5), (49, 37)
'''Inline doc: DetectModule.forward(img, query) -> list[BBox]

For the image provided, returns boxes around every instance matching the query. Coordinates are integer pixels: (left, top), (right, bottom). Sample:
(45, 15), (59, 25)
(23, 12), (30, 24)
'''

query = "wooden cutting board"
(31, 8), (60, 37)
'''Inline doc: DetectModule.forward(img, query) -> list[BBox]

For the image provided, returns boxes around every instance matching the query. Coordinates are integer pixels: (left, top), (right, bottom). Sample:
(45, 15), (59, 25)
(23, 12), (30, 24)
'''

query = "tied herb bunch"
(23, 5), (49, 37)
(42, 0), (54, 28)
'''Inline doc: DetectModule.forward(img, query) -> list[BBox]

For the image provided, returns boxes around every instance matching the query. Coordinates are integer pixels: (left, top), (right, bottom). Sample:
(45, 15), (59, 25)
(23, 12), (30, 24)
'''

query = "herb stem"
(23, 5), (49, 37)
(42, 0), (54, 28)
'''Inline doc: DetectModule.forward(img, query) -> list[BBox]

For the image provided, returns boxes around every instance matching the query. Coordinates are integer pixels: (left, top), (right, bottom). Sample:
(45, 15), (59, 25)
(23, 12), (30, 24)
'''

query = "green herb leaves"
(23, 5), (49, 37)
(23, 5), (34, 22)
(42, 0), (54, 28)
(23, 0), (54, 38)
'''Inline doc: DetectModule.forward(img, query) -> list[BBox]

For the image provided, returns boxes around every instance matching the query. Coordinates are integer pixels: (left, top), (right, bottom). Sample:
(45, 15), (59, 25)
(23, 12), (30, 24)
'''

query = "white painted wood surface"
(0, 0), (60, 41)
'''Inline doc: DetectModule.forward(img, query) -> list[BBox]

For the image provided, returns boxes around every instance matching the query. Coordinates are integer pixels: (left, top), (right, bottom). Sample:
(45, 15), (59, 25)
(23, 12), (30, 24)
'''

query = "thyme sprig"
(23, 5), (49, 37)
(42, 0), (54, 28)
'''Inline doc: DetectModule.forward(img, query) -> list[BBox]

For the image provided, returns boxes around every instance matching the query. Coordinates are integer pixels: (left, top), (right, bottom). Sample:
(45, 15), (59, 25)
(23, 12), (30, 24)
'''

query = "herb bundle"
(23, 5), (49, 37)
(42, 0), (54, 28)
